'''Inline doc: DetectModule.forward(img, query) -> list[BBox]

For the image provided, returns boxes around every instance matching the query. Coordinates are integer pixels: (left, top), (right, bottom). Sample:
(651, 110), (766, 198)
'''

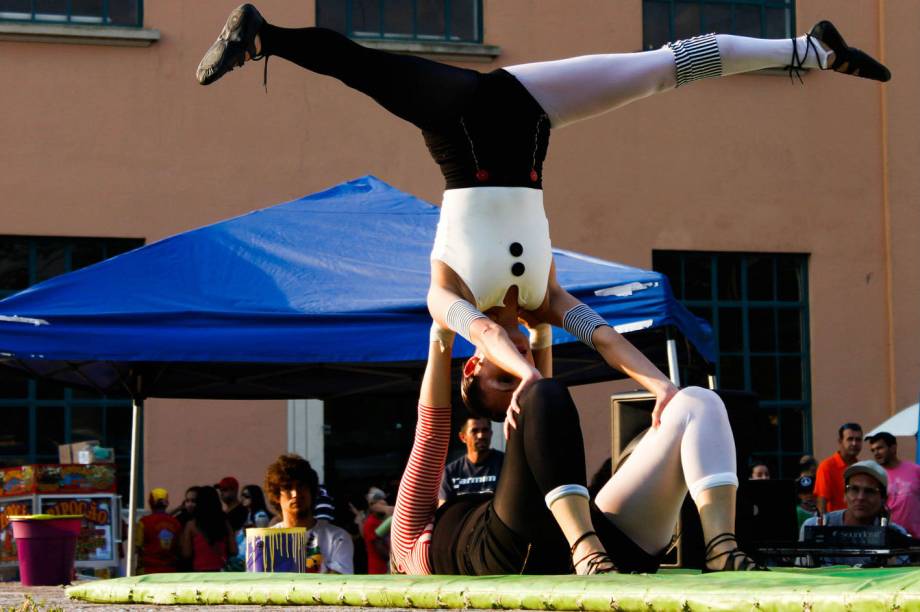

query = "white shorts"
(431, 187), (552, 312)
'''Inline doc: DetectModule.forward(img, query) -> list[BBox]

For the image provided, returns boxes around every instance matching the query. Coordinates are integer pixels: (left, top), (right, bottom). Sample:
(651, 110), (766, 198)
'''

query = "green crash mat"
(67, 567), (920, 610)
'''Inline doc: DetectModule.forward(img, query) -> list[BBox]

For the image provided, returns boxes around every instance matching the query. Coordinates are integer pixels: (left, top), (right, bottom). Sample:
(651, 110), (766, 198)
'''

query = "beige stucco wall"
(2, 0), (917, 488)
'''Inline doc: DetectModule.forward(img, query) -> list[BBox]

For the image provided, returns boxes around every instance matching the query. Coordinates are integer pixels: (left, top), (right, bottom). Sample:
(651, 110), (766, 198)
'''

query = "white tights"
(505, 34), (828, 128)
(593, 386), (738, 555)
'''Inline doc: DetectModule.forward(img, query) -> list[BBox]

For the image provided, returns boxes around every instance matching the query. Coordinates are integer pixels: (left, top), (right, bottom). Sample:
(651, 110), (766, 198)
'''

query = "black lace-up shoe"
(810, 20), (891, 82)
(196, 3), (265, 85)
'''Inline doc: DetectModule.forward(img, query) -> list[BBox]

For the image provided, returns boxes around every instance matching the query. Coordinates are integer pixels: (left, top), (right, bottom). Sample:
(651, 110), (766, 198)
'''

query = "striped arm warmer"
(666, 34), (722, 87)
(562, 304), (609, 350)
(445, 299), (488, 344)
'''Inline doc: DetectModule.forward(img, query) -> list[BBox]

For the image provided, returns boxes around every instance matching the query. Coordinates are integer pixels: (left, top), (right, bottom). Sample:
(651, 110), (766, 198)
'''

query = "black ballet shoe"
(808, 20), (891, 82)
(702, 533), (767, 572)
(571, 531), (617, 575)
(196, 3), (266, 86)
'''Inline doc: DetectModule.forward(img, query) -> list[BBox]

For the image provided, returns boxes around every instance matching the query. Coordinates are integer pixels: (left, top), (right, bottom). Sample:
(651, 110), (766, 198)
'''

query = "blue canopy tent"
(0, 175), (713, 574)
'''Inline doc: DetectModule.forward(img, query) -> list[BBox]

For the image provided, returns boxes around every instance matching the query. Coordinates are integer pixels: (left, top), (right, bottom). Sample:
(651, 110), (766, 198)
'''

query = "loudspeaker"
(609, 388), (764, 568)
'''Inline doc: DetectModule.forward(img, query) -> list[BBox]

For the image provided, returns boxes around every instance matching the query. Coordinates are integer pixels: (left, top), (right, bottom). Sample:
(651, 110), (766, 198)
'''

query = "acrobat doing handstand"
(196, 5), (889, 574)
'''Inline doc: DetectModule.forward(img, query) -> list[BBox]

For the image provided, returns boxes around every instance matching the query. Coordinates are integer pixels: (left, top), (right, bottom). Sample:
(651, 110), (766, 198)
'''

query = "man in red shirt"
(137, 488), (182, 574)
(814, 423), (863, 514)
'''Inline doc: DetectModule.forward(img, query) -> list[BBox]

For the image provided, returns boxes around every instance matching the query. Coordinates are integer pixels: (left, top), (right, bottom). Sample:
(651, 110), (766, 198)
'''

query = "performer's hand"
(504, 369), (542, 439)
(650, 383), (679, 428)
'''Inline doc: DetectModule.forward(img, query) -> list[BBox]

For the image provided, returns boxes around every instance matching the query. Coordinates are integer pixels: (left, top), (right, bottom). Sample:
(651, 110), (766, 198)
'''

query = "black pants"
(258, 26), (548, 189)
(431, 379), (662, 574)
(260, 25), (479, 132)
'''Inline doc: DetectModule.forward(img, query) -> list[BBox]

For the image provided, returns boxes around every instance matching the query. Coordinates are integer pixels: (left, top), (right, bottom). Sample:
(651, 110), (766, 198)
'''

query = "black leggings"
(432, 379), (661, 574)
(258, 26), (548, 189)
(260, 25), (478, 132)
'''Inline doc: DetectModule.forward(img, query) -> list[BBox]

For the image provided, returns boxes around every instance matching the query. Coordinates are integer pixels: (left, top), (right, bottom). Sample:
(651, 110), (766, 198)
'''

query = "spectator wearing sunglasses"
(799, 461), (910, 566)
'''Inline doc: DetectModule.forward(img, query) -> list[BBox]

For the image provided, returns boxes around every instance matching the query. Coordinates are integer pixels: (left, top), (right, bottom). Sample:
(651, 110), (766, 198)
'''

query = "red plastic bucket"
(10, 514), (83, 586)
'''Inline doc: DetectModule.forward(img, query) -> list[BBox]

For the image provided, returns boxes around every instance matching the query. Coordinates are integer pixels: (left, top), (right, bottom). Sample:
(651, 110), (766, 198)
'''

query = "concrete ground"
(0, 582), (426, 612)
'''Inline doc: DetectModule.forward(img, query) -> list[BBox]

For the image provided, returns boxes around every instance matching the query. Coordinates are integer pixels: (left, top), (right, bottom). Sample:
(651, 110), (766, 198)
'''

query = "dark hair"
(460, 374), (505, 422)
(241, 484), (271, 524)
(192, 485), (231, 545)
(838, 422), (863, 439)
(460, 416), (491, 434)
(264, 454), (319, 506)
(866, 432), (896, 447)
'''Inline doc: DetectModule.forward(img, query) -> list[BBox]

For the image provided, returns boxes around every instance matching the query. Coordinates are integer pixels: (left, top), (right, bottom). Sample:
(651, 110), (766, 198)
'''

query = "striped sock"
(666, 34), (722, 87)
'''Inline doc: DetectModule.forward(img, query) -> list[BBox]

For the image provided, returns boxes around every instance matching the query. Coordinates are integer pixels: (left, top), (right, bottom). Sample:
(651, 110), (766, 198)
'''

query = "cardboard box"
(59, 442), (112, 465)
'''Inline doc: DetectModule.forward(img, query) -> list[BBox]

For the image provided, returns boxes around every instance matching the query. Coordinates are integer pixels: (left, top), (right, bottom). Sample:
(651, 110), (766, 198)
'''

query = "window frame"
(318, 0), (484, 45)
(653, 250), (811, 478)
(0, 235), (144, 498)
(0, 0), (144, 28)
(642, 0), (796, 50)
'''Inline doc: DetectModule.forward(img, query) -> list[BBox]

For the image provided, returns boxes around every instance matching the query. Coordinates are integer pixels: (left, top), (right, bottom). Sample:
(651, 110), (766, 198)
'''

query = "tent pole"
(666, 338), (681, 387)
(125, 396), (143, 577)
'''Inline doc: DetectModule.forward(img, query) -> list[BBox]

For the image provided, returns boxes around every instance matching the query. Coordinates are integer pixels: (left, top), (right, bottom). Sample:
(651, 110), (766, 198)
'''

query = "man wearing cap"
(216, 476), (248, 533)
(799, 460), (910, 566)
(867, 431), (920, 538)
(795, 475), (817, 529)
(136, 487), (182, 574)
(814, 422), (863, 515)
(363, 487), (393, 574)
(438, 417), (504, 507)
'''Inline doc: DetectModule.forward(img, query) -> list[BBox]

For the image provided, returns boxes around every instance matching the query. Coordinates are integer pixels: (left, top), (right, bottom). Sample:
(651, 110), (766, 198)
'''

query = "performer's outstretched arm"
(390, 325), (454, 575)
(540, 275), (677, 427)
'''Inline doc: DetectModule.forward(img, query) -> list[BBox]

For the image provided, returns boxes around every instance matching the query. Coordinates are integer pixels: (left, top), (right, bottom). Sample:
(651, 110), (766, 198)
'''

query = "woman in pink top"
(180, 486), (238, 571)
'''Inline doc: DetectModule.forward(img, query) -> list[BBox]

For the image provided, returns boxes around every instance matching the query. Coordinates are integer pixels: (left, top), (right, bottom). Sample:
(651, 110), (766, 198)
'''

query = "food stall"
(0, 463), (121, 579)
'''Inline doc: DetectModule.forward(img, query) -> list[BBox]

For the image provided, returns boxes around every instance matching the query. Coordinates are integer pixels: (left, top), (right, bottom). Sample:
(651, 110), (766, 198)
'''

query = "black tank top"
(423, 69), (550, 190)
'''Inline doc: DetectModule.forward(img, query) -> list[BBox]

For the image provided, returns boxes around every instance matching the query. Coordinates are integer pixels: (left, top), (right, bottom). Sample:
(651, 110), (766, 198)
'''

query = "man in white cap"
(799, 460), (910, 566)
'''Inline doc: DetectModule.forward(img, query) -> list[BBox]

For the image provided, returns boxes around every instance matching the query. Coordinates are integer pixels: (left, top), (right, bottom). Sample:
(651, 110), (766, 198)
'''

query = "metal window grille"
(0, 236), (144, 498)
(642, 0), (795, 50)
(0, 0), (143, 28)
(653, 250), (811, 478)
(317, 0), (482, 43)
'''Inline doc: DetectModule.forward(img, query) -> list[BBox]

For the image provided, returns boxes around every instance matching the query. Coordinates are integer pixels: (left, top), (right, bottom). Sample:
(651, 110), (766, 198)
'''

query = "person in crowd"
(795, 475), (817, 529)
(240, 484), (275, 528)
(313, 483), (337, 523)
(363, 487), (393, 574)
(265, 453), (354, 574)
(216, 476), (248, 533)
(136, 487), (182, 574)
(814, 422), (863, 514)
(439, 417), (504, 506)
(749, 461), (771, 480)
(799, 461), (910, 566)
(799, 455), (817, 478)
(170, 486), (199, 526)
(180, 485), (237, 571)
(867, 431), (920, 538)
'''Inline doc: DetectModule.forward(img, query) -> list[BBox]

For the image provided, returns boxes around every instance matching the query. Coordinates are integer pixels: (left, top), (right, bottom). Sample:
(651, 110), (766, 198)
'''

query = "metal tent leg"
(125, 397), (143, 577)
(666, 338), (681, 387)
